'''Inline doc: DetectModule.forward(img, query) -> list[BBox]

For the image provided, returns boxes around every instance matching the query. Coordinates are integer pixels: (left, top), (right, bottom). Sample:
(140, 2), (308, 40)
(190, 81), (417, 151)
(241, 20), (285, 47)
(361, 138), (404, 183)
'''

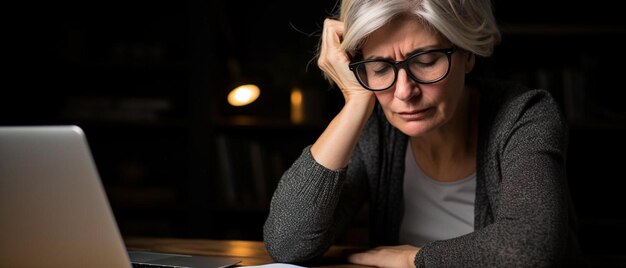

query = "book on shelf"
(214, 134), (284, 209)
(561, 68), (587, 125)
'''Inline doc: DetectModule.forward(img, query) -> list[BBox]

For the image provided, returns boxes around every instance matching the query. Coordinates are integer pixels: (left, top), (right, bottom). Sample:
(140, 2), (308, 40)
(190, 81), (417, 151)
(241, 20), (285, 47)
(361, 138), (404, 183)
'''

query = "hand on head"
(318, 18), (375, 104)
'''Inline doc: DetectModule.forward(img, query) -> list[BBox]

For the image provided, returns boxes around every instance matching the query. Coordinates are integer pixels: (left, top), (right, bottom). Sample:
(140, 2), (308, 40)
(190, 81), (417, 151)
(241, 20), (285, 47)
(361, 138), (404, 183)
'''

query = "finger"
(324, 18), (345, 46)
(318, 19), (368, 97)
(348, 250), (386, 267)
(347, 251), (374, 266)
(319, 19), (347, 68)
(348, 246), (420, 268)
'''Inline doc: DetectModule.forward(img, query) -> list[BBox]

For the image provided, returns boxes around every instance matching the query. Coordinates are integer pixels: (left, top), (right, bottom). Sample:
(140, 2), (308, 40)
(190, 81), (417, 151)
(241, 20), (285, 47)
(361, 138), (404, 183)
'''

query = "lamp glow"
(290, 87), (304, 124)
(227, 84), (260, 106)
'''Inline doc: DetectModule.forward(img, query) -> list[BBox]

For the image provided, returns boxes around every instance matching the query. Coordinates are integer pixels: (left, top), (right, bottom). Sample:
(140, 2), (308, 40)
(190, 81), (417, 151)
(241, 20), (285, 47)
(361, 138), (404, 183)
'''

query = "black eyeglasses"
(349, 46), (457, 91)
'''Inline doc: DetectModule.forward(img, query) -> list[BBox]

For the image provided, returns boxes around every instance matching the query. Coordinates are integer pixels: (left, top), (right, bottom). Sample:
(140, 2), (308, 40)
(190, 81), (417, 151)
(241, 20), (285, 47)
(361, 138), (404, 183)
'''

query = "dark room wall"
(3, 0), (625, 266)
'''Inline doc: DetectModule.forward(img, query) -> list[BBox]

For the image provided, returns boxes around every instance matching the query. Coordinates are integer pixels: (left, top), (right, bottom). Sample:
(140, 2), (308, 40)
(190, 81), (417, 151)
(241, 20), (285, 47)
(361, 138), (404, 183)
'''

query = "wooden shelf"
(213, 115), (326, 131)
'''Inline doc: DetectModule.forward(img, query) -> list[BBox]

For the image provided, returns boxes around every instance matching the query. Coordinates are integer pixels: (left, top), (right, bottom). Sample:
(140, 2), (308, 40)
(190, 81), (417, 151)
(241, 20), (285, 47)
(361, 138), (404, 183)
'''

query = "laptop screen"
(0, 125), (241, 268)
(0, 126), (135, 267)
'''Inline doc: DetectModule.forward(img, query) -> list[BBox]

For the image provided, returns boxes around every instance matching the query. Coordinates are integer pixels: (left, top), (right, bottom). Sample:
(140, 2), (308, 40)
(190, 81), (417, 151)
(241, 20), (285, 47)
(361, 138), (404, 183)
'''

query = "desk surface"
(124, 237), (366, 268)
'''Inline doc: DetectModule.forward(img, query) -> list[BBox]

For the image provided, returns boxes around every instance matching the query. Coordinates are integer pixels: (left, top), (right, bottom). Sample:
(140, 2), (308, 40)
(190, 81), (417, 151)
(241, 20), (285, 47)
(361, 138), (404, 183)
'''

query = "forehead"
(361, 15), (445, 57)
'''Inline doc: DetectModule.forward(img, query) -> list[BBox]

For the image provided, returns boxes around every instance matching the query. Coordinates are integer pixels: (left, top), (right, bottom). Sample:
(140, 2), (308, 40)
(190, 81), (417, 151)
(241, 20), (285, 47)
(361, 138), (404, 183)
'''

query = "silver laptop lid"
(0, 125), (132, 268)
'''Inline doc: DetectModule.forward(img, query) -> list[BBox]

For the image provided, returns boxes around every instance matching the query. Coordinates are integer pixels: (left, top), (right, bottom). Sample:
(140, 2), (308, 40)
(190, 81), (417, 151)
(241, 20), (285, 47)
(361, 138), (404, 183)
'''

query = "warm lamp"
(227, 84), (260, 106)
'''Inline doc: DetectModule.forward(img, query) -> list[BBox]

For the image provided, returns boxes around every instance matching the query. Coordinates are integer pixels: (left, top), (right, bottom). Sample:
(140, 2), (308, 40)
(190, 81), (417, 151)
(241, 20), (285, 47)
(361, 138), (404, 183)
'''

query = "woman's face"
(360, 15), (473, 137)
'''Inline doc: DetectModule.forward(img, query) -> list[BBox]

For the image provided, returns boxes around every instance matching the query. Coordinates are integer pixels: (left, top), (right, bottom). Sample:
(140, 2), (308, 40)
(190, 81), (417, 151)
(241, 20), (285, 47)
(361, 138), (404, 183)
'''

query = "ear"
(464, 52), (475, 74)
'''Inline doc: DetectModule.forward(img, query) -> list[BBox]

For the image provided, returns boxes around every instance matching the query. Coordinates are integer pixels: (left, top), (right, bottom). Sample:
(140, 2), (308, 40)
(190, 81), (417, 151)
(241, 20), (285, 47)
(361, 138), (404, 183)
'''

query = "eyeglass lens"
(354, 50), (450, 90)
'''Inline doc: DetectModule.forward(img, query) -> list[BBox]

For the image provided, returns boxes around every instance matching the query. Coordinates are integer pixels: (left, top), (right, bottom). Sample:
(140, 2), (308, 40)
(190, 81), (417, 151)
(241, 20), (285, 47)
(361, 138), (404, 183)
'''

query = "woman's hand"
(310, 18), (376, 170)
(317, 18), (374, 103)
(348, 245), (420, 268)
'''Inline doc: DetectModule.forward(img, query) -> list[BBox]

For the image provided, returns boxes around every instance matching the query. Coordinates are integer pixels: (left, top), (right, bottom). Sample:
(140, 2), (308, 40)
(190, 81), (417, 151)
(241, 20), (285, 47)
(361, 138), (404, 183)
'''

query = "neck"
(410, 86), (478, 181)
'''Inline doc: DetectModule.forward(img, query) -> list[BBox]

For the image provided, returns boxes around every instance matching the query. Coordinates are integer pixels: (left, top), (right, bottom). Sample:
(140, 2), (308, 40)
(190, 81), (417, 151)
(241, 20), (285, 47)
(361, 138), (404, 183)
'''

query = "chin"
(394, 121), (434, 137)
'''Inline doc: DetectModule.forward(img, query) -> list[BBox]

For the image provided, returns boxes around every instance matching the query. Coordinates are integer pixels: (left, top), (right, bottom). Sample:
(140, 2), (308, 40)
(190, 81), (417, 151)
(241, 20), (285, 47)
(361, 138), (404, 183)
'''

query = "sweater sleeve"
(263, 145), (369, 264)
(414, 89), (570, 267)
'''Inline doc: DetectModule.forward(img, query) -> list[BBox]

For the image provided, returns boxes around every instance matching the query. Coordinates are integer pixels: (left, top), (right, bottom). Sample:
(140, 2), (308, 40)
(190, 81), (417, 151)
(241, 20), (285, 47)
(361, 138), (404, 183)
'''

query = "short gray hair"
(337, 0), (501, 57)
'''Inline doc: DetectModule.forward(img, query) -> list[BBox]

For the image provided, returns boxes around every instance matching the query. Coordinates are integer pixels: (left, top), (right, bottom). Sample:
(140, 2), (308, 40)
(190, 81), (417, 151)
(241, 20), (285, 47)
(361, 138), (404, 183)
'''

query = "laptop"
(0, 125), (242, 268)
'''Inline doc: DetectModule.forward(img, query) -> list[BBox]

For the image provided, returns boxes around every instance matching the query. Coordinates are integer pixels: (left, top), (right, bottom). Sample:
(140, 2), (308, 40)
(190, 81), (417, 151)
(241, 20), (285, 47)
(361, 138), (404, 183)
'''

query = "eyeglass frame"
(348, 45), (458, 91)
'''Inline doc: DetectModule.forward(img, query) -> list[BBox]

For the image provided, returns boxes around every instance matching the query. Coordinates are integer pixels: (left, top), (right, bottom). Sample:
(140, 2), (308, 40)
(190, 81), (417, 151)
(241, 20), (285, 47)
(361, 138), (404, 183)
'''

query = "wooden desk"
(124, 237), (366, 267)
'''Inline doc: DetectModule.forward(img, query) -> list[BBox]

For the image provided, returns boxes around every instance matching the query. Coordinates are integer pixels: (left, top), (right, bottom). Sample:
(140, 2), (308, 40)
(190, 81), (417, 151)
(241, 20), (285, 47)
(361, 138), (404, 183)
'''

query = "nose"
(394, 68), (420, 101)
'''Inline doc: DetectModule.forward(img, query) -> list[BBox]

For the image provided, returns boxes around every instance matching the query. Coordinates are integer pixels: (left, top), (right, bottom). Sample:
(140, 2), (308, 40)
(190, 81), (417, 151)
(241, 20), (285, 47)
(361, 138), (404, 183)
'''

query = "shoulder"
(474, 77), (559, 111)
(474, 77), (566, 128)
(473, 77), (569, 151)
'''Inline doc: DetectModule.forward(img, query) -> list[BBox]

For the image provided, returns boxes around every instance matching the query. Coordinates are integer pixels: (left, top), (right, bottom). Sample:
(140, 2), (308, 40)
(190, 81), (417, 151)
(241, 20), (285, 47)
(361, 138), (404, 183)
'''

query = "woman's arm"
(263, 145), (370, 263)
(344, 89), (569, 268)
(311, 18), (376, 170)
(263, 19), (376, 264)
(413, 89), (570, 267)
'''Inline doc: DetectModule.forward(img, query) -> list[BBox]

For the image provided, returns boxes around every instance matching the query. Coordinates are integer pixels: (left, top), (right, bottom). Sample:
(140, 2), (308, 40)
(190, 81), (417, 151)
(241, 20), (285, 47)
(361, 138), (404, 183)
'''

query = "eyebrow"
(363, 45), (444, 61)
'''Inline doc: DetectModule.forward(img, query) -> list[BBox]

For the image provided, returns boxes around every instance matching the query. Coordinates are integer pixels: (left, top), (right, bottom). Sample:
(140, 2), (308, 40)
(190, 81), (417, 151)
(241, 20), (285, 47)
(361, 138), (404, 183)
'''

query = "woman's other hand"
(348, 245), (420, 268)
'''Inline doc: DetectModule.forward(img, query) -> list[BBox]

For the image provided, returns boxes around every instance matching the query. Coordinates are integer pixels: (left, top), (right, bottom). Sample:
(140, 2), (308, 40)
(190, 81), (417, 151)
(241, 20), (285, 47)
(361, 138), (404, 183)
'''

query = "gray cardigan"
(263, 79), (579, 267)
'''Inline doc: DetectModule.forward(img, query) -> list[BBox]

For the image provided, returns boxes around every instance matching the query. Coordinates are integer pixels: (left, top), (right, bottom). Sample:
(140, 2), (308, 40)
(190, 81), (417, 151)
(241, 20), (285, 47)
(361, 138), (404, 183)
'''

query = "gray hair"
(337, 0), (501, 57)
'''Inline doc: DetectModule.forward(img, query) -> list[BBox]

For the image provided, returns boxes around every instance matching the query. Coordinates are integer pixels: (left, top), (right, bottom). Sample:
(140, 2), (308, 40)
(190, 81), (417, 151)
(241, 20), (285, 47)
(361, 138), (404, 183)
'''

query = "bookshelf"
(3, 0), (215, 238)
(486, 25), (626, 127)
(2, 0), (341, 240)
(196, 0), (342, 240)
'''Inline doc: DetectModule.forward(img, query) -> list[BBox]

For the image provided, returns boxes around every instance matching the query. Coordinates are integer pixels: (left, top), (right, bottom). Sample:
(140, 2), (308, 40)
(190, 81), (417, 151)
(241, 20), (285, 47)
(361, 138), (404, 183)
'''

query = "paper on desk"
(239, 263), (305, 268)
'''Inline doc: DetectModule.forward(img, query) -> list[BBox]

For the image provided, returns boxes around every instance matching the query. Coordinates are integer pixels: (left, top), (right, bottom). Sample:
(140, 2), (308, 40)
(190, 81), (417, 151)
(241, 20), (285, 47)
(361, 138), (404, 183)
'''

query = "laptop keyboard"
(131, 262), (190, 268)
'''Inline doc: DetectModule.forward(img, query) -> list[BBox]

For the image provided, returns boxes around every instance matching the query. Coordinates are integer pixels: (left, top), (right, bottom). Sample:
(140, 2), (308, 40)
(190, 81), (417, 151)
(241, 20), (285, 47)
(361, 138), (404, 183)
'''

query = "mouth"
(396, 107), (432, 121)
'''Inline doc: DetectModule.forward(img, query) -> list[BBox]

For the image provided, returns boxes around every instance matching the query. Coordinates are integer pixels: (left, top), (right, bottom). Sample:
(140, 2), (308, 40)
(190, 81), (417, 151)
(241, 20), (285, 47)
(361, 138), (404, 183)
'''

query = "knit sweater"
(263, 78), (579, 267)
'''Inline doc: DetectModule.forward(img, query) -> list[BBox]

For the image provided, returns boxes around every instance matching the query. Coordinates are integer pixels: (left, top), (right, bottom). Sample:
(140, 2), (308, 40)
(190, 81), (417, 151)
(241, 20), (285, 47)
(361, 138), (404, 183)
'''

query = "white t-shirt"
(399, 145), (476, 247)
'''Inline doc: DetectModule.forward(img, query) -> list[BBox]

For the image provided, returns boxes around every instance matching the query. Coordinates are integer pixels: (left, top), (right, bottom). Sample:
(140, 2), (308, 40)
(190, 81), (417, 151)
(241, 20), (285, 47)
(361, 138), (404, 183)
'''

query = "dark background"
(3, 0), (625, 266)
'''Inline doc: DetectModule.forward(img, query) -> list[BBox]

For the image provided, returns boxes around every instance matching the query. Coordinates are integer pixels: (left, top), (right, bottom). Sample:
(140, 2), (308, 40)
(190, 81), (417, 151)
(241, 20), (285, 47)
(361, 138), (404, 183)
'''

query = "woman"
(263, 0), (581, 267)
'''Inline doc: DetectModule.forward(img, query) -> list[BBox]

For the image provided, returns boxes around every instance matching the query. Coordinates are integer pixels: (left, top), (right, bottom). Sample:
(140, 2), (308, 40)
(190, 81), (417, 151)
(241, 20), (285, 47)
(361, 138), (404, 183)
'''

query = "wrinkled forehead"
(358, 14), (446, 58)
